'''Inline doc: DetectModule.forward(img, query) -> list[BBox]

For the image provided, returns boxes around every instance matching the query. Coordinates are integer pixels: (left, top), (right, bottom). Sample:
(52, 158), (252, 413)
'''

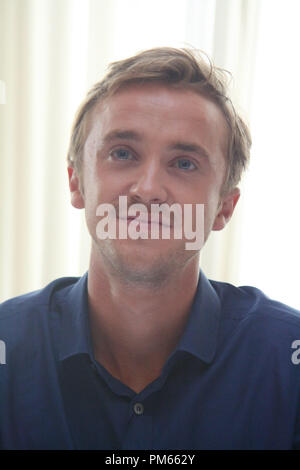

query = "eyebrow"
(102, 129), (210, 159)
(103, 129), (142, 143)
(169, 142), (210, 159)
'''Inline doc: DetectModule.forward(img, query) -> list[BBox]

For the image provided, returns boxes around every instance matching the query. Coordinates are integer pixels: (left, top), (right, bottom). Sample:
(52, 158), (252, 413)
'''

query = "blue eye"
(111, 148), (134, 160)
(176, 158), (196, 171)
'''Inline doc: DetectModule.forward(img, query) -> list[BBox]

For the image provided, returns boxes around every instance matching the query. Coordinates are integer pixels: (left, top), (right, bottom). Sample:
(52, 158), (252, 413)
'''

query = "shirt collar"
(58, 272), (91, 361)
(58, 269), (221, 364)
(175, 269), (221, 363)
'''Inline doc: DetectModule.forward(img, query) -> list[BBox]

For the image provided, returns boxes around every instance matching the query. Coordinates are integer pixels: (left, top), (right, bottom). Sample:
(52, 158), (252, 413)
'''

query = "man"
(0, 47), (300, 450)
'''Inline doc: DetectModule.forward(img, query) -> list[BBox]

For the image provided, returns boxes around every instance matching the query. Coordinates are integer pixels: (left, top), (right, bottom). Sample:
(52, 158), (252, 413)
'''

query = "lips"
(118, 213), (171, 228)
(133, 214), (159, 225)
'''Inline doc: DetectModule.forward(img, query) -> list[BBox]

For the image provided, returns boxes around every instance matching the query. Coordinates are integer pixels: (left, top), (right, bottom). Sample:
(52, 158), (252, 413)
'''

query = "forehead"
(86, 84), (229, 161)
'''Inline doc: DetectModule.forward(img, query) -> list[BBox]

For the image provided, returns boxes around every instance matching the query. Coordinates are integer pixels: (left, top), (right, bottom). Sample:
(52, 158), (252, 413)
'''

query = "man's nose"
(129, 160), (168, 204)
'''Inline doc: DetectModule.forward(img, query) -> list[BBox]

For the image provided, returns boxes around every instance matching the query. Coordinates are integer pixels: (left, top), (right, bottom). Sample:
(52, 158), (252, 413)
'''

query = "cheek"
(82, 161), (103, 201)
(185, 184), (220, 232)
(204, 196), (222, 234)
(82, 170), (122, 219)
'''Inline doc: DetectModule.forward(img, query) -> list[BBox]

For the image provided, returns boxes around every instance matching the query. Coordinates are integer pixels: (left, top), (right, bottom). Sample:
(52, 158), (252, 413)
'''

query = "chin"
(99, 237), (196, 285)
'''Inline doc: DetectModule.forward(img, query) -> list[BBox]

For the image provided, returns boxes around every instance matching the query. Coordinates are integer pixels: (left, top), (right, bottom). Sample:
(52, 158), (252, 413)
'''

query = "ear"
(67, 166), (85, 209)
(212, 187), (240, 231)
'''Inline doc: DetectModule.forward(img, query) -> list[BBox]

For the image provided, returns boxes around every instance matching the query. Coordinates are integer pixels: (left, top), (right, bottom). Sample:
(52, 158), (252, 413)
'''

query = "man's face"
(68, 84), (239, 285)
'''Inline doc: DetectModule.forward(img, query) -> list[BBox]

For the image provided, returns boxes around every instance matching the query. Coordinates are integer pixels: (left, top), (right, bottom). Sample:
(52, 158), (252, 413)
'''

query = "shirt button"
(133, 402), (144, 415)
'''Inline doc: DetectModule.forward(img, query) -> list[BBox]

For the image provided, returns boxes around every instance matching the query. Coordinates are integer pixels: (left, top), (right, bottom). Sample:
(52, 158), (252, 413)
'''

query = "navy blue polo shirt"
(0, 270), (300, 450)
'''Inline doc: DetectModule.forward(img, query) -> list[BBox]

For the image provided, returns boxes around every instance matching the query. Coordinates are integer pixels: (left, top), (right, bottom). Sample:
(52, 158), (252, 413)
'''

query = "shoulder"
(210, 278), (300, 342)
(0, 276), (80, 317)
(207, 279), (300, 385)
(0, 276), (81, 346)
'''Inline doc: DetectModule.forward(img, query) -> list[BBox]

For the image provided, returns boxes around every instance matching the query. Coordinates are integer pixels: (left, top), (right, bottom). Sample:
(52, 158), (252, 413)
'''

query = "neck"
(87, 244), (200, 392)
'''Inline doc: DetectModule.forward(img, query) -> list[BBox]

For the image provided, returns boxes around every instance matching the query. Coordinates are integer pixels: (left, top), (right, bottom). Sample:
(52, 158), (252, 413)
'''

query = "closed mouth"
(117, 215), (171, 228)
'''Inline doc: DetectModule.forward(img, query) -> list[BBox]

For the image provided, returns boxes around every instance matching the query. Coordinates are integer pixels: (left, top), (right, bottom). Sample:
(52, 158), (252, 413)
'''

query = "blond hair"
(67, 47), (251, 194)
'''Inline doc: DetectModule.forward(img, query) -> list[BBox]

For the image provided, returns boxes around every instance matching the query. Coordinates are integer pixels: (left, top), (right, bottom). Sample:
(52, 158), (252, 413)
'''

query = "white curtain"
(0, 0), (299, 309)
